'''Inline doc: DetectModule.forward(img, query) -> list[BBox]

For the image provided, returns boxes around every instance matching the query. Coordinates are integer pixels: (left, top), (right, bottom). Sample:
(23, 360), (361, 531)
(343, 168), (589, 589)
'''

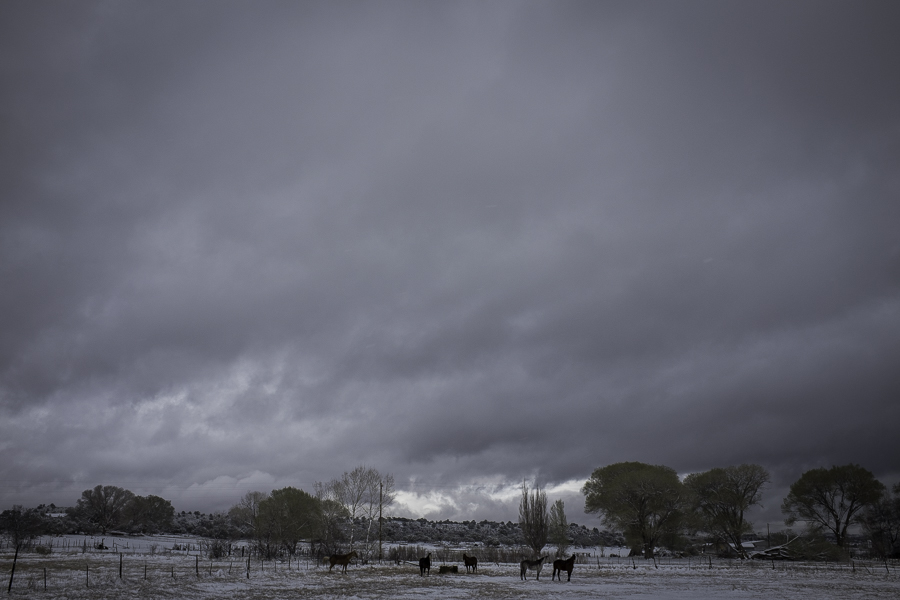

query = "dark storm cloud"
(1, 1), (898, 524)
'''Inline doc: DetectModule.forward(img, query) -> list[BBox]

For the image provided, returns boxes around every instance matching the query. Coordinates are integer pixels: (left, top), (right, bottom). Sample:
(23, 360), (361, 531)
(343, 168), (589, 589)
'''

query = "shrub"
(207, 539), (229, 559)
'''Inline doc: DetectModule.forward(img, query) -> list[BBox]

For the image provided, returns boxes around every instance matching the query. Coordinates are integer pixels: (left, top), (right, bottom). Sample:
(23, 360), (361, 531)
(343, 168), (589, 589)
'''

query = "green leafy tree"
(74, 485), (135, 534)
(861, 482), (900, 558)
(121, 495), (175, 534)
(583, 462), (686, 559)
(548, 499), (570, 557)
(518, 482), (548, 558)
(781, 464), (885, 549)
(684, 464), (770, 558)
(0, 506), (45, 549)
(313, 482), (350, 555)
(257, 487), (322, 557)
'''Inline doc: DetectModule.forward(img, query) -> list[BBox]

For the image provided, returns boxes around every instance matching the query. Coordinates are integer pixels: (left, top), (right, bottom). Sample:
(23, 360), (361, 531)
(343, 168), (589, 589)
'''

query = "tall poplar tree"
(519, 482), (548, 558)
(548, 499), (570, 557)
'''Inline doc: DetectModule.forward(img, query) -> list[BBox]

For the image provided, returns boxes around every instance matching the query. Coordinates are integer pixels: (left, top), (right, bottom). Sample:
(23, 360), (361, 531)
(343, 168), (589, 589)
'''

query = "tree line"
(0, 466), (396, 561)
(224, 465), (395, 560)
(579, 462), (899, 560)
(0, 484), (177, 551)
(4, 462), (897, 561)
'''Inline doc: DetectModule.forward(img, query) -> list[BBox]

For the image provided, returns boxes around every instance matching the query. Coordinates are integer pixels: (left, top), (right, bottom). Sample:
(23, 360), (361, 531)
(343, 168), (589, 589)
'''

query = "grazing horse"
(419, 552), (431, 576)
(463, 553), (478, 573)
(552, 555), (576, 581)
(328, 550), (358, 573)
(520, 556), (547, 580)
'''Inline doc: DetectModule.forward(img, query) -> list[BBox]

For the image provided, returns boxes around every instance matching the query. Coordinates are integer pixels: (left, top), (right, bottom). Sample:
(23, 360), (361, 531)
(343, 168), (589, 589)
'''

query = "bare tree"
(228, 490), (270, 539)
(548, 499), (570, 557)
(317, 466), (395, 558)
(359, 470), (395, 560)
(519, 482), (548, 558)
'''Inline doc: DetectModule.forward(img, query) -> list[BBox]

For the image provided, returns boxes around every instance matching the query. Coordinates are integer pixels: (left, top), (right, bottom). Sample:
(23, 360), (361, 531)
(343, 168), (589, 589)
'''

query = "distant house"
(702, 540), (762, 556)
(730, 540), (767, 551)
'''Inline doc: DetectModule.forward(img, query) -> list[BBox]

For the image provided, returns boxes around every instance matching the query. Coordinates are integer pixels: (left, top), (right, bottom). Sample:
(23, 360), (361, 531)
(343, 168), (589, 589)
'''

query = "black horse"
(327, 550), (358, 573)
(463, 553), (478, 573)
(419, 552), (431, 576)
(552, 555), (575, 581)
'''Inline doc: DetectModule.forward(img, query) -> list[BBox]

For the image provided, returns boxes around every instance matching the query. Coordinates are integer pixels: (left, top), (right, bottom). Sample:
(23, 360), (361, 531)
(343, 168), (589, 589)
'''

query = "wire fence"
(3, 541), (898, 594)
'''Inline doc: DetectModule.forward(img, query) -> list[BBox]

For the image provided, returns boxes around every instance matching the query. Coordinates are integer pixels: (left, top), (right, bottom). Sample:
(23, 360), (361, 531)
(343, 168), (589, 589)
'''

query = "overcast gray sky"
(2, 0), (898, 528)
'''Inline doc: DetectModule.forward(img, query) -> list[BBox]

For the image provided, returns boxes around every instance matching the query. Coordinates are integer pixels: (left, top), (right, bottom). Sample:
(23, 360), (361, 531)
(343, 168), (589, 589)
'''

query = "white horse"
(520, 556), (547, 580)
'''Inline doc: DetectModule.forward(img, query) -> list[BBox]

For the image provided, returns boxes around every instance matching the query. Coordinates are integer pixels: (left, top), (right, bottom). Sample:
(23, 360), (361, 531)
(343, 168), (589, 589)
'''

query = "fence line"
(3, 544), (897, 593)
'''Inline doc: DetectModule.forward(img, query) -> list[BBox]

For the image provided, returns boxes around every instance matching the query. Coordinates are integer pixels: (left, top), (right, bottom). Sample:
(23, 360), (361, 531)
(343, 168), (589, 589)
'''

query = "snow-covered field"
(4, 543), (899, 600)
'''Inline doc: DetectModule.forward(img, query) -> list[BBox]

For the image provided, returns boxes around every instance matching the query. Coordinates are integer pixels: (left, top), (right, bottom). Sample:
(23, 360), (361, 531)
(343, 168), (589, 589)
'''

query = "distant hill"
(379, 516), (622, 548)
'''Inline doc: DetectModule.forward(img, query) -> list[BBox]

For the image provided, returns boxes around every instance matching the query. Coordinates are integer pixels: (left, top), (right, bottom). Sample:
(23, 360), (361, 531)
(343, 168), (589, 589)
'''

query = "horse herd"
(520, 554), (575, 581)
(327, 550), (577, 581)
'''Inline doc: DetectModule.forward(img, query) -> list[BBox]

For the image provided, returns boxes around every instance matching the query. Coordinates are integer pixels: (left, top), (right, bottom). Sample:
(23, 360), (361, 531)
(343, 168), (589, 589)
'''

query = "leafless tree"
(228, 490), (270, 538)
(317, 466), (395, 557)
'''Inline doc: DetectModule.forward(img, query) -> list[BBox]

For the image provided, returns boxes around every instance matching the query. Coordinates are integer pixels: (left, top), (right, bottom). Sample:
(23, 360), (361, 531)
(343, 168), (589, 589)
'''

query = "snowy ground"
(19, 533), (250, 554)
(4, 545), (899, 599)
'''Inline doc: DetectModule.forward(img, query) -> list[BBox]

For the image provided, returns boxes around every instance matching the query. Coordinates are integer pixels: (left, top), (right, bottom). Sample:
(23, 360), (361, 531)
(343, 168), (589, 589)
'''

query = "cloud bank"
(1, 1), (898, 528)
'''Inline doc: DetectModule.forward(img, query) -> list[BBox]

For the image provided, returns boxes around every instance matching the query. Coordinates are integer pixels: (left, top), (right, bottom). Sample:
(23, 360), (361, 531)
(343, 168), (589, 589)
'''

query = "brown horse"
(328, 550), (358, 573)
(552, 555), (575, 581)
(463, 553), (478, 573)
(520, 556), (547, 580)
(419, 552), (431, 576)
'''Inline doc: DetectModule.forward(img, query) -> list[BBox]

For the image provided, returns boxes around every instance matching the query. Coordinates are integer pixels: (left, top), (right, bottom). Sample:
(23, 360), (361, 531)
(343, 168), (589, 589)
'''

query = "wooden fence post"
(7, 544), (19, 593)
